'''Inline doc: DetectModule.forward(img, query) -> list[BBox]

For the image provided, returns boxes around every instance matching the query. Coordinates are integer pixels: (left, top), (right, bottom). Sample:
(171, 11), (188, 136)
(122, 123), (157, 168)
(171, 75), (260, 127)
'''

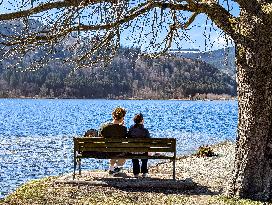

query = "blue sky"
(0, 0), (240, 52)
(121, 12), (236, 52)
(119, 1), (239, 52)
(121, 0), (240, 52)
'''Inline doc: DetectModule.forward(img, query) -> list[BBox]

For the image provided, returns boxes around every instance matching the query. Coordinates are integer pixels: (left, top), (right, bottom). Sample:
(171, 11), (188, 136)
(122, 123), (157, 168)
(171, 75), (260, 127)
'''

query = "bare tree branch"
(0, 0), (117, 21)
(0, 0), (238, 69)
(233, 0), (257, 8)
(183, 12), (199, 29)
(0, 1), (237, 35)
(156, 1), (238, 38)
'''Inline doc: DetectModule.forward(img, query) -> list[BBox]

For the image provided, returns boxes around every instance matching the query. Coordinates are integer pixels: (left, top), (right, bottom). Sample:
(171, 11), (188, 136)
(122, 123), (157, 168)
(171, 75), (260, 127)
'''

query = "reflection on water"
(0, 99), (238, 198)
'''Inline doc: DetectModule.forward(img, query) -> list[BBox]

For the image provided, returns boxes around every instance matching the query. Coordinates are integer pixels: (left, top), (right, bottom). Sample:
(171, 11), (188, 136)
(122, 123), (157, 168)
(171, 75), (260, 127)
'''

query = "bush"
(196, 145), (215, 157)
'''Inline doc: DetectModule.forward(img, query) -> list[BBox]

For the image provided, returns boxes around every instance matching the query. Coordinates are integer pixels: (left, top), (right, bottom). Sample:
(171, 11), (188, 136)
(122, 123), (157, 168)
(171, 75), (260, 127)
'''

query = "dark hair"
(133, 113), (143, 124)
(112, 107), (126, 120)
(84, 129), (98, 138)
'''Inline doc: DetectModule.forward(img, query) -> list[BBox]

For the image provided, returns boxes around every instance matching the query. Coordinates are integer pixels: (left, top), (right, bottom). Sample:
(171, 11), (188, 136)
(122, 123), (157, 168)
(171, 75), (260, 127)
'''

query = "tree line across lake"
(0, 47), (236, 99)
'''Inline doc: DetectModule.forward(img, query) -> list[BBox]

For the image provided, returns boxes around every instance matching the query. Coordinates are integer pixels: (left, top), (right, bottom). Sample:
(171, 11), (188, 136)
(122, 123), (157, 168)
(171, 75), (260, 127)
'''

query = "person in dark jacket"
(128, 113), (150, 178)
(99, 107), (127, 175)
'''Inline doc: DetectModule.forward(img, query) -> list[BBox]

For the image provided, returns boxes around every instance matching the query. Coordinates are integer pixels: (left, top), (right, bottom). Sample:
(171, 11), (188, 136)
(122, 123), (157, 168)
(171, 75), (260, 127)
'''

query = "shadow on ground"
(56, 171), (217, 196)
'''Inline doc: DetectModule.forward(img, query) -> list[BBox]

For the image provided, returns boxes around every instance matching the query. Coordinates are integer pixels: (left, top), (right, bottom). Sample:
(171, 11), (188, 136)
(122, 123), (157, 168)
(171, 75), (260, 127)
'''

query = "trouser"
(109, 159), (126, 167)
(132, 159), (148, 175)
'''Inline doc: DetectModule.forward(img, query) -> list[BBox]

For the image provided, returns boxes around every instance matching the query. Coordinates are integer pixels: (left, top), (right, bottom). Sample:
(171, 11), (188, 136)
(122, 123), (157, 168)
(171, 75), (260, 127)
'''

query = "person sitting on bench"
(128, 113), (150, 178)
(99, 107), (127, 175)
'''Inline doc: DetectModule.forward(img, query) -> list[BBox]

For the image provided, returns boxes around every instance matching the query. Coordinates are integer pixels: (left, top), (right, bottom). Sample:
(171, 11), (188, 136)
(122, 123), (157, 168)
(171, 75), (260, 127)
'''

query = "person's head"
(133, 113), (144, 124)
(112, 107), (126, 122)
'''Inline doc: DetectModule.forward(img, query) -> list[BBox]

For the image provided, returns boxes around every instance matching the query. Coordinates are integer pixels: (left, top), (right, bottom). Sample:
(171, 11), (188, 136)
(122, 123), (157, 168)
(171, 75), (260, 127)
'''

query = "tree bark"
(227, 9), (272, 200)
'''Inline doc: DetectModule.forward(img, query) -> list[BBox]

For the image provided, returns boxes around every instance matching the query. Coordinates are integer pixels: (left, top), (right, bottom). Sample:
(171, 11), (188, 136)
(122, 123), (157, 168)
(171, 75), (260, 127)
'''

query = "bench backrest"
(74, 137), (176, 153)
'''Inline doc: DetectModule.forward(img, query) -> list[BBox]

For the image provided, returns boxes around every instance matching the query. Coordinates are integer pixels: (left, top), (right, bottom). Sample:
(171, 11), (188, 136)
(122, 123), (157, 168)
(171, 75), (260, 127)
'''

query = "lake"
(0, 99), (238, 198)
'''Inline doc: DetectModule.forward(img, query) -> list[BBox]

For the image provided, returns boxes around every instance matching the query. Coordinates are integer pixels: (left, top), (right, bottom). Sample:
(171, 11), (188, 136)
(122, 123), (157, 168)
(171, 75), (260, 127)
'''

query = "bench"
(73, 137), (176, 180)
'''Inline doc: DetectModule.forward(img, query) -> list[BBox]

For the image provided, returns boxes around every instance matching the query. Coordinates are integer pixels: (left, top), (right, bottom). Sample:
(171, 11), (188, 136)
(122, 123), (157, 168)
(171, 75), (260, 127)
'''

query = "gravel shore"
(149, 140), (235, 193)
(4, 141), (260, 205)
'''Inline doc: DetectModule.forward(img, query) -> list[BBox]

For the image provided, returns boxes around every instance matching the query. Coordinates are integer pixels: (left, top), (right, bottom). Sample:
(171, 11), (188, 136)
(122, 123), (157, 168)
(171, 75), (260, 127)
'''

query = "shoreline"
(0, 97), (237, 101)
(1, 141), (250, 205)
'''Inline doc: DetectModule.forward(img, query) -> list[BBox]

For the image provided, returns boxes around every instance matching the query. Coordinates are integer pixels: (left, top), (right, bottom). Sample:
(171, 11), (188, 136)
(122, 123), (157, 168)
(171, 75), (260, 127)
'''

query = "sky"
(121, 1), (240, 52)
(0, 0), (240, 52)
(121, 12), (236, 53)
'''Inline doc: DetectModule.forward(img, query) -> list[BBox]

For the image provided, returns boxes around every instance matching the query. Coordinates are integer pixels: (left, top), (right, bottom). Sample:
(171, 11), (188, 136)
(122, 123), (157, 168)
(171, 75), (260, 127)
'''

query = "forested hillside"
(0, 20), (236, 99)
(0, 47), (236, 99)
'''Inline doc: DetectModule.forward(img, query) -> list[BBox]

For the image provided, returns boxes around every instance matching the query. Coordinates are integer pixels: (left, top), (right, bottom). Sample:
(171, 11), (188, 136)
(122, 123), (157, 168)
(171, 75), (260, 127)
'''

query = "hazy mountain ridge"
(176, 47), (236, 79)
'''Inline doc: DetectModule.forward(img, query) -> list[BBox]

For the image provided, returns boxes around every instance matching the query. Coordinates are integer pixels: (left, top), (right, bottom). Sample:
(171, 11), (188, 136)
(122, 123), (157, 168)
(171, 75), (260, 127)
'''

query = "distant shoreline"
(0, 97), (237, 101)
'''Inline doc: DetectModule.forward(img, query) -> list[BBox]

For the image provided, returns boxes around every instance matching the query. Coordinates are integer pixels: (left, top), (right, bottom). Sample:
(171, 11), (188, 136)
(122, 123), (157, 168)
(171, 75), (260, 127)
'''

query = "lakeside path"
(1, 141), (269, 205)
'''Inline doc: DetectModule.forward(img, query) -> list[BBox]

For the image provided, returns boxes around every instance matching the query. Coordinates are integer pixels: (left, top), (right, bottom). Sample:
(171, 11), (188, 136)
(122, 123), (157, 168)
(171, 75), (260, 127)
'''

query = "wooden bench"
(73, 137), (176, 180)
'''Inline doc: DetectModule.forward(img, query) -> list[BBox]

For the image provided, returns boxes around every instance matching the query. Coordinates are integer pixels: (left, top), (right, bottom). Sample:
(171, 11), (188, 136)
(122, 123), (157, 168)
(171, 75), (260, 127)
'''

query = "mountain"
(173, 47), (236, 79)
(0, 47), (236, 99)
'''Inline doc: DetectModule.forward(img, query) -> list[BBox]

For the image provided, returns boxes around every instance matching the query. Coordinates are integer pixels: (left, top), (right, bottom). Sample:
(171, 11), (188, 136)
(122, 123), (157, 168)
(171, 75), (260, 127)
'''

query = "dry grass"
(1, 177), (266, 205)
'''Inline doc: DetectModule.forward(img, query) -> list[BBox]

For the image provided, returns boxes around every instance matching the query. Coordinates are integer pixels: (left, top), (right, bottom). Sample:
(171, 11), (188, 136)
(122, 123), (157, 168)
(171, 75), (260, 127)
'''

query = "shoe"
(142, 173), (148, 178)
(134, 174), (139, 178)
(109, 170), (117, 176)
(113, 167), (122, 173)
(109, 167), (123, 176)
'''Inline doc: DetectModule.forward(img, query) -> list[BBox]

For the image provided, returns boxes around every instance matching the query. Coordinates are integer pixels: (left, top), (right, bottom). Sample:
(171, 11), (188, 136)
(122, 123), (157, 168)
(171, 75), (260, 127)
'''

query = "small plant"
(196, 145), (215, 157)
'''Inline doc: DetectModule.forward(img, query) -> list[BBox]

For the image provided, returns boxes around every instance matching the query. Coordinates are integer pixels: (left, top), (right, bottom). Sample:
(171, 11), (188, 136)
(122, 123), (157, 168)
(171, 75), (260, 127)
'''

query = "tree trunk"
(227, 9), (272, 200)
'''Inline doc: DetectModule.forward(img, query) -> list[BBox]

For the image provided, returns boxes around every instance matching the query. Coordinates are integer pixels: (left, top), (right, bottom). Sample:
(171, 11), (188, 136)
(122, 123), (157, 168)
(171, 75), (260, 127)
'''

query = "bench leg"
(79, 159), (81, 175)
(173, 159), (176, 180)
(73, 158), (77, 180)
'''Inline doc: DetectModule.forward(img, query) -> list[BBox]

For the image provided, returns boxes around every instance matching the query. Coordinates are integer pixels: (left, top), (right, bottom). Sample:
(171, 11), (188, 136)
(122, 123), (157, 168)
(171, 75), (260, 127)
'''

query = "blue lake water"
(0, 99), (238, 198)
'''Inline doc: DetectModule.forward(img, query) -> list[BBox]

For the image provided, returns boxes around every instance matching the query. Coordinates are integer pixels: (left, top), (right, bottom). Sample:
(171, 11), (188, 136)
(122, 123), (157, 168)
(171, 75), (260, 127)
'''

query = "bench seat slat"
(78, 143), (174, 148)
(75, 138), (175, 143)
(80, 147), (174, 152)
(79, 154), (174, 160)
